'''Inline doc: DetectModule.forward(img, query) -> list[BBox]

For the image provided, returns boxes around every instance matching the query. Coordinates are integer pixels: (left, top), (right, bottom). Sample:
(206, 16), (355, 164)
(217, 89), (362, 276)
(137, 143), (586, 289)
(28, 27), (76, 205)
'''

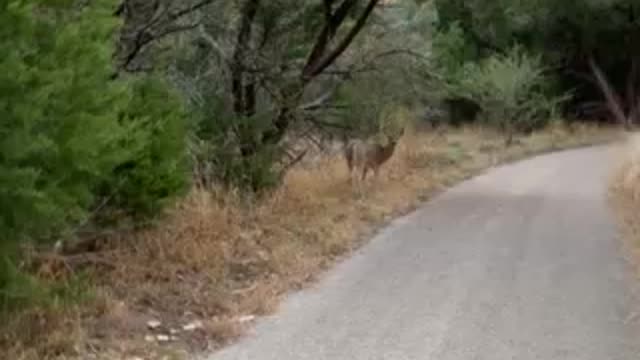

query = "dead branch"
(298, 87), (339, 111)
(303, 0), (382, 81)
(280, 149), (309, 173)
(588, 56), (630, 128)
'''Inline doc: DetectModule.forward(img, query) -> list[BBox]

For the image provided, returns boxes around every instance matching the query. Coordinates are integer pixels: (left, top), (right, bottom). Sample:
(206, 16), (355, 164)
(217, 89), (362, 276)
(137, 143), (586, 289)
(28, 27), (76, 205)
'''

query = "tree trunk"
(231, 0), (261, 157)
(231, 0), (260, 115)
(237, 0), (381, 158)
(626, 57), (640, 127)
(588, 56), (630, 129)
(303, 0), (381, 81)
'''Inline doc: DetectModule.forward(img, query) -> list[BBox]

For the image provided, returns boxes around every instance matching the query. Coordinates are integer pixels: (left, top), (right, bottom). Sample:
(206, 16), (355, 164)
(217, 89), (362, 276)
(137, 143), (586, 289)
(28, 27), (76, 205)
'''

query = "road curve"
(209, 146), (640, 360)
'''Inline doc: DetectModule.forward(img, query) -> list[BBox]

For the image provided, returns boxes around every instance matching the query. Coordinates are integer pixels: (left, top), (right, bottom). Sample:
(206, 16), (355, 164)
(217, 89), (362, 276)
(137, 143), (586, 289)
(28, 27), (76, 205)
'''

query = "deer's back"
(346, 139), (388, 168)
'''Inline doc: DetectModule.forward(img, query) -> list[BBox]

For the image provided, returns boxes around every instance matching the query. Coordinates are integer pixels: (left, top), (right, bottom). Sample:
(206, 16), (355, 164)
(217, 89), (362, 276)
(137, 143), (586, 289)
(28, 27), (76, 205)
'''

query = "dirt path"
(208, 146), (640, 360)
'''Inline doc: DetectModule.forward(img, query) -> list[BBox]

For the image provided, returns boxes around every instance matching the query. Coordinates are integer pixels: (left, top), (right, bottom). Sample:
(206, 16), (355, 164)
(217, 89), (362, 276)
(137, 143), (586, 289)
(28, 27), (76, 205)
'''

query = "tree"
(0, 0), (188, 296)
(115, 0), (434, 190)
(116, 2), (389, 139)
(113, 0), (219, 74)
(433, 0), (640, 127)
(0, 0), (131, 246)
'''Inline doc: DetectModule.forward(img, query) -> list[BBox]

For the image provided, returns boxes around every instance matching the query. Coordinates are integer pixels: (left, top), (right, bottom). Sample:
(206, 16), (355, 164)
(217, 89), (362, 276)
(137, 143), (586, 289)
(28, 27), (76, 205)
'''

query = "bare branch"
(303, 0), (359, 77)
(588, 56), (629, 128)
(119, 22), (200, 74)
(170, 0), (217, 21)
(280, 149), (309, 173)
(303, 0), (381, 81)
(116, 0), (220, 73)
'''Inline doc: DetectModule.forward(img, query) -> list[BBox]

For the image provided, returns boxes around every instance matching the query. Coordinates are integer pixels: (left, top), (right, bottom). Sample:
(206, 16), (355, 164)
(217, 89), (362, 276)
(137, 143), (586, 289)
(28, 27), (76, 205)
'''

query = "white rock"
(169, 328), (180, 334)
(147, 320), (162, 329)
(156, 334), (170, 342)
(144, 335), (155, 342)
(237, 315), (256, 323)
(182, 320), (204, 331)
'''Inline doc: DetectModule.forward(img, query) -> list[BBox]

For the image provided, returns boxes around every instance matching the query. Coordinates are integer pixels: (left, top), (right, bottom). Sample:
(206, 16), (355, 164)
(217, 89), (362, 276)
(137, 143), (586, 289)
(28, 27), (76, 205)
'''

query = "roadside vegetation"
(610, 134), (640, 279)
(1, 0), (636, 358)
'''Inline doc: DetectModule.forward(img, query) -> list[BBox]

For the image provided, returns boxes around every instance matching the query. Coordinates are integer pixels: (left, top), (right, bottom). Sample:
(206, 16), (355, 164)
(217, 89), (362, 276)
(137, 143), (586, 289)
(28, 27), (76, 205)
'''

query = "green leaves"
(0, 0), (188, 245)
(456, 47), (562, 133)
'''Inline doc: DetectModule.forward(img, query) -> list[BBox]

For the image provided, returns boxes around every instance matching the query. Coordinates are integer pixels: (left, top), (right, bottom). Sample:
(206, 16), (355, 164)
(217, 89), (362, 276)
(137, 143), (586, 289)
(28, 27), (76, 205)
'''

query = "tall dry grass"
(610, 132), (640, 278)
(612, 133), (640, 198)
(2, 123), (621, 360)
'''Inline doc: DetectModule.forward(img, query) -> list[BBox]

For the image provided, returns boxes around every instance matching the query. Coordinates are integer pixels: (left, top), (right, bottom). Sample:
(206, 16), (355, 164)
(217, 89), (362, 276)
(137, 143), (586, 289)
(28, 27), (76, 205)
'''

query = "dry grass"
(609, 132), (640, 278)
(1, 122), (621, 360)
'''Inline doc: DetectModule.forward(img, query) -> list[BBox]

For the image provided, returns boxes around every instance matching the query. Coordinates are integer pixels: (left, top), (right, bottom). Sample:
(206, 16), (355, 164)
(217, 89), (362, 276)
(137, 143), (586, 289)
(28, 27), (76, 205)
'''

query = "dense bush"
(456, 47), (565, 139)
(0, 0), (130, 246)
(0, 0), (188, 299)
(430, 22), (482, 125)
(432, 23), (564, 135)
(433, 0), (640, 126)
(101, 76), (189, 219)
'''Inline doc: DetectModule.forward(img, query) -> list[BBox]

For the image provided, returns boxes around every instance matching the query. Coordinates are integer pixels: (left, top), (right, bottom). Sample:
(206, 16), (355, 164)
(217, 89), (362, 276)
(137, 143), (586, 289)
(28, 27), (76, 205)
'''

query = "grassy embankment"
(609, 132), (640, 284)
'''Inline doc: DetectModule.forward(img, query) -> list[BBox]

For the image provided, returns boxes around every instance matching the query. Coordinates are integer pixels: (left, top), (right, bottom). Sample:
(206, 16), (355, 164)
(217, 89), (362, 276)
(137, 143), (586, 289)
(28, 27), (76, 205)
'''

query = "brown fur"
(344, 136), (400, 182)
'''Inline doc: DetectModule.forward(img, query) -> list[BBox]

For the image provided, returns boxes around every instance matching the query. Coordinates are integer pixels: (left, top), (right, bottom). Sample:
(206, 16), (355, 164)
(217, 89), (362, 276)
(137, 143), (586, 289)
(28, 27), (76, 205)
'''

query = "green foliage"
(191, 139), (281, 193)
(190, 101), (282, 192)
(456, 47), (564, 134)
(0, 0), (188, 303)
(0, 258), (93, 312)
(433, 0), (640, 120)
(168, 0), (437, 192)
(320, 2), (435, 136)
(431, 22), (477, 86)
(217, 147), (281, 192)
(0, 0), (131, 244)
(334, 75), (413, 139)
(101, 76), (189, 218)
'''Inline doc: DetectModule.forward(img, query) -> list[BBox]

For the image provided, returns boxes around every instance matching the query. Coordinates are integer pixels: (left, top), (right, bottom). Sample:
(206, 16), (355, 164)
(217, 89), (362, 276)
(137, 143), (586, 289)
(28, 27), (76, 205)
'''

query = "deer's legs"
(347, 166), (360, 195)
(372, 167), (380, 184)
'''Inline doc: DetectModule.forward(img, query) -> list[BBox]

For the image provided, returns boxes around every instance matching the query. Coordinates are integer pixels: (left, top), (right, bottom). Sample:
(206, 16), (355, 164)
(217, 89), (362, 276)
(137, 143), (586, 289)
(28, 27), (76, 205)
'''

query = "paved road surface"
(209, 146), (640, 360)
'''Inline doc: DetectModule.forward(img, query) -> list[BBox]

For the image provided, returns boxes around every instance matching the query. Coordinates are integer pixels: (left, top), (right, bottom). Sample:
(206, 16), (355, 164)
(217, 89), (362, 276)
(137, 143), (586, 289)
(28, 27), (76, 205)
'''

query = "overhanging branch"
(115, 0), (220, 73)
(303, 0), (381, 81)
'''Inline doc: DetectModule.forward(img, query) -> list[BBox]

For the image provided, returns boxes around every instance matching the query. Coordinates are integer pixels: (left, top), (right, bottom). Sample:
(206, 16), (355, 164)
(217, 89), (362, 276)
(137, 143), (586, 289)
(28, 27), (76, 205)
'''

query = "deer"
(343, 128), (404, 187)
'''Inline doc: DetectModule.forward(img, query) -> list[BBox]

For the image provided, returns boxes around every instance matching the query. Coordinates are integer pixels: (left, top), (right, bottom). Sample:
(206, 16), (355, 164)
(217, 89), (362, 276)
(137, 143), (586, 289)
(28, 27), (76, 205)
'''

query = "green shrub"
(431, 25), (566, 131)
(431, 22), (483, 126)
(190, 111), (282, 193)
(0, 0), (131, 244)
(0, 258), (92, 311)
(0, 0), (189, 302)
(219, 148), (281, 192)
(432, 22), (478, 83)
(101, 76), (189, 219)
(455, 47), (566, 140)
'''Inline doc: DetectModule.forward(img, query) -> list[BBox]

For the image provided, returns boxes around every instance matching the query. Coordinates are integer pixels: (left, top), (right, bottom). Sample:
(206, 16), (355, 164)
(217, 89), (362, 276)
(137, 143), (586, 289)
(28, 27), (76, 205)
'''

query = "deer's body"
(344, 137), (399, 181)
